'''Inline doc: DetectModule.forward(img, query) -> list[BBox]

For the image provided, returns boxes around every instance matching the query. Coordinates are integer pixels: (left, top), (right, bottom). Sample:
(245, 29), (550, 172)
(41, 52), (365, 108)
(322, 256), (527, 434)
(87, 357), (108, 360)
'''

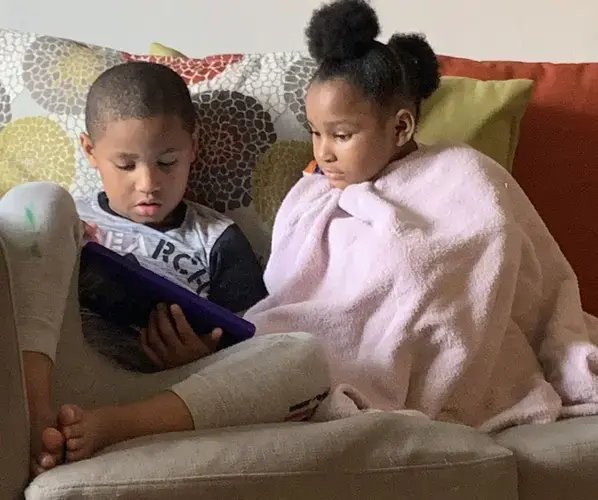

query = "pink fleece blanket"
(245, 143), (598, 432)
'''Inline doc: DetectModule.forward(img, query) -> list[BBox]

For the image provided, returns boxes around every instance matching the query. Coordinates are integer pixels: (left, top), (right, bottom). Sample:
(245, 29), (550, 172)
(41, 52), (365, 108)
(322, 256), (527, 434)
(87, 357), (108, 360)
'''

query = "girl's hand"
(140, 303), (222, 370)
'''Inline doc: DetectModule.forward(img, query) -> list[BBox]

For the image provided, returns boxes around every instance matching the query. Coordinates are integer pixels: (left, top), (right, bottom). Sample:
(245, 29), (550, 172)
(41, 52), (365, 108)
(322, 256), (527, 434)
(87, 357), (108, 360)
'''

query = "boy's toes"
(41, 427), (64, 456)
(31, 427), (65, 477)
(31, 461), (47, 478)
(57, 404), (83, 427)
(65, 437), (85, 451)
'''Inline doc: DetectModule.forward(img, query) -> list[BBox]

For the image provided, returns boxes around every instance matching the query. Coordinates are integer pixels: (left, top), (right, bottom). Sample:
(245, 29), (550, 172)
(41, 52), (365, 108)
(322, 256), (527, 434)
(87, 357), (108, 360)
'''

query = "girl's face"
(305, 77), (416, 189)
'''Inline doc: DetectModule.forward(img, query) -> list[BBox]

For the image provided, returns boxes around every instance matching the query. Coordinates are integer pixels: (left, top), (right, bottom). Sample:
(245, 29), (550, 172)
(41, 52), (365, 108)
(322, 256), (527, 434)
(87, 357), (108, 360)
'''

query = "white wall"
(1, 0), (597, 62)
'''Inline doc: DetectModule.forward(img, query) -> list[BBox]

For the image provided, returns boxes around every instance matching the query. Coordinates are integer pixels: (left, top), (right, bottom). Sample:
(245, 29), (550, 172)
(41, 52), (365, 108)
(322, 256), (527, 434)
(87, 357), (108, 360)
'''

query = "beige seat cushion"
(27, 412), (516, 500)
(495, 415), (598, 500)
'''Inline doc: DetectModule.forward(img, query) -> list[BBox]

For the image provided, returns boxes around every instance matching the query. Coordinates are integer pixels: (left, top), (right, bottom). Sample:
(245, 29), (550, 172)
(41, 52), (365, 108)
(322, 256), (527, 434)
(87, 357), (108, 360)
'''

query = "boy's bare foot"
(57, 405), (107, 462)
(57, 393), (194, 462)
(30, 414), (65, 478)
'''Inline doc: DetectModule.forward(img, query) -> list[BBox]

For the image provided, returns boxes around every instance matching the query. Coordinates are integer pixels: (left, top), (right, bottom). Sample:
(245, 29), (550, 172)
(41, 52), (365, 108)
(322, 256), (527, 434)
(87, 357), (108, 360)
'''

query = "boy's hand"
(140, 303), (222, 370)
(82, 221), (99, 243)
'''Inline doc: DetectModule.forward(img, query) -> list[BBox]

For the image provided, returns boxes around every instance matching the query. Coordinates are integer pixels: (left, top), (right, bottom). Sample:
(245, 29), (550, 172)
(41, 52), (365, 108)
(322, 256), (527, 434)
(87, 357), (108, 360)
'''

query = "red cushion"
(439, 55), (598, 315)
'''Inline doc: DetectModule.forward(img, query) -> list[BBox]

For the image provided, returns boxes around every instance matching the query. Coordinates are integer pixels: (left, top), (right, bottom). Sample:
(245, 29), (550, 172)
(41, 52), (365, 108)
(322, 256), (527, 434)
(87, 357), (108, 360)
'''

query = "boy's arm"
(208, 224), (267, 313)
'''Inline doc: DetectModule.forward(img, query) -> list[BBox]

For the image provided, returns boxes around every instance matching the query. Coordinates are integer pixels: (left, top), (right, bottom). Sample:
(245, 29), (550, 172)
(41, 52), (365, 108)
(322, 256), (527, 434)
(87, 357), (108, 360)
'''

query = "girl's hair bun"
(388, 33), (440, 100)
(306, 0), (380, 63)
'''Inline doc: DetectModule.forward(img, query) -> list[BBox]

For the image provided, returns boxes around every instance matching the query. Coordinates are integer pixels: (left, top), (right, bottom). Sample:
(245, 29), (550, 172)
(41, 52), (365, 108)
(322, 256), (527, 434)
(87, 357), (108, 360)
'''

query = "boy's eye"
(158, 159), (177, 168)
(334, 133), (351, 142)
(308, 130), (320, 137)
(115, 163), (135, 171)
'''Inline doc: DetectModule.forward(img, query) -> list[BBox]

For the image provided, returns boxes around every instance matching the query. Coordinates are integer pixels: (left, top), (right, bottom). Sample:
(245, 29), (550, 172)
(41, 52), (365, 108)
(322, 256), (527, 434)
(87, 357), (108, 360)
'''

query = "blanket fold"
(245, 143), (598, 431)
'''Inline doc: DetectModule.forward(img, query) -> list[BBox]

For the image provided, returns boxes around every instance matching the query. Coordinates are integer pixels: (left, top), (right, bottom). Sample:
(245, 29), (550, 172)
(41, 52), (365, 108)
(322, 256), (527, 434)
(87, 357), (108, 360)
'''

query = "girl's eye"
(309, 130), (320, 137)
(335, 134), (351, 142)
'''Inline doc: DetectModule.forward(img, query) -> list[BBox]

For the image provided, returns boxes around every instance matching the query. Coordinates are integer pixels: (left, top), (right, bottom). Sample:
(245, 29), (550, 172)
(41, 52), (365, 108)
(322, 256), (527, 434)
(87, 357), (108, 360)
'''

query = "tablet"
(79, 241), (256, 349)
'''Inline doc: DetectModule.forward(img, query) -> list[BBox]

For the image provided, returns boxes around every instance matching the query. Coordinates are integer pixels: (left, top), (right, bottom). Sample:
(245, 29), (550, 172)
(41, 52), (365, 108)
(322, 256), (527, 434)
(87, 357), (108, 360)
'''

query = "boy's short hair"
(85, 61), (196, 140)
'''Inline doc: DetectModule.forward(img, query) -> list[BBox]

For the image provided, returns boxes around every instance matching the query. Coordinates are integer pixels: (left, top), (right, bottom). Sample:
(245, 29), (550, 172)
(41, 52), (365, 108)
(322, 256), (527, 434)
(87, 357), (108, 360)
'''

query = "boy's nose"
(136, 165), (160, 194)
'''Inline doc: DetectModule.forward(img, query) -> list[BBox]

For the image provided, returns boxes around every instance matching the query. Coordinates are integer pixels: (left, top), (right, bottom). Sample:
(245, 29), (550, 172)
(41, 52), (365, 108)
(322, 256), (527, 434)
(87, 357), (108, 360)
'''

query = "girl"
(245, 0), (598, 432)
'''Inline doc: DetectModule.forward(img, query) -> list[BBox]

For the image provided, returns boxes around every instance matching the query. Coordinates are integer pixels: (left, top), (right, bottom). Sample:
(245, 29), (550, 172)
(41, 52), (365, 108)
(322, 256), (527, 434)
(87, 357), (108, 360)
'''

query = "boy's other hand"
(140, 303), (222, 369)
(81, 221), (99, 243)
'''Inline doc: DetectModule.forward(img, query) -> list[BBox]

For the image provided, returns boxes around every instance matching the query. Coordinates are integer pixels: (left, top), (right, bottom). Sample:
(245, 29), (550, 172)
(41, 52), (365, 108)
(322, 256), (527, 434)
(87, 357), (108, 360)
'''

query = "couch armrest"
(0, 234), (30, 499)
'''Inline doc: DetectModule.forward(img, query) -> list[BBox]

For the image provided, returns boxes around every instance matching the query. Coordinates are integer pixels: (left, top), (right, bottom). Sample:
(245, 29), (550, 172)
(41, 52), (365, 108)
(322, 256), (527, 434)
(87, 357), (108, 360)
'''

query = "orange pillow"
(439, 55), (598, 316)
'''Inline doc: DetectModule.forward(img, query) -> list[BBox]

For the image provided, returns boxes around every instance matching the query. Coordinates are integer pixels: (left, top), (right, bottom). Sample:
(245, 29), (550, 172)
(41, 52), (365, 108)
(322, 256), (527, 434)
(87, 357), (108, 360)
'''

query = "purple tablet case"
(79, 241), (255, 349)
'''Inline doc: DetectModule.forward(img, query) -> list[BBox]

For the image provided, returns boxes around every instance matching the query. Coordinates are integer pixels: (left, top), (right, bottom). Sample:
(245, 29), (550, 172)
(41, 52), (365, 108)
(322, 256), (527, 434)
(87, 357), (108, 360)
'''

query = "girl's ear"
(394, 108), (416, 148)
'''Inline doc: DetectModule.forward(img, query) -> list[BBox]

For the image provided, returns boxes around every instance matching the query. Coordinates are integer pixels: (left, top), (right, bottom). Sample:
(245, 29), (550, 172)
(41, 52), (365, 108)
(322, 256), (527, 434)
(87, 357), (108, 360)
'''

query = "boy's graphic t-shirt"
(75, 192), (267, 372)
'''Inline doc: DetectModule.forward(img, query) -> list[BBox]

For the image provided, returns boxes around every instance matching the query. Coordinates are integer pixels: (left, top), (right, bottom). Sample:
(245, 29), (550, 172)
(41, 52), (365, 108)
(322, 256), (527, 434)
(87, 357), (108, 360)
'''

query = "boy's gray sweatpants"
(0, 182), (330, 484)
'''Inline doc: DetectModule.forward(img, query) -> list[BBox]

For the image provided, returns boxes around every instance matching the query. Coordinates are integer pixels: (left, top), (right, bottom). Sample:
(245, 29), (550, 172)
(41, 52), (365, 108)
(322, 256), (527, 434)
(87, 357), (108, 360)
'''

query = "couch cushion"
(417, 76), (533, 171)
(494, 416), (598, 500)
(27, 412), (517, 500)
(440, 55), (598, 316)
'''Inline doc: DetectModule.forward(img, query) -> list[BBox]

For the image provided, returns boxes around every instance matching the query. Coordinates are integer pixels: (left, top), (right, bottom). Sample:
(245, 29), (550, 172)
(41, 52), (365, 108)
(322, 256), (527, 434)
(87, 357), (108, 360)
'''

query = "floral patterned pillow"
(0, 29), (319, 262)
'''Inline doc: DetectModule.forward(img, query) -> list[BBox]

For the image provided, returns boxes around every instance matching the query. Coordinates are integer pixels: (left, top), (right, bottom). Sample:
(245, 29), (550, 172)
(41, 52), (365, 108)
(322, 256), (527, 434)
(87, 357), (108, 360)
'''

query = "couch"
(2, 28), (598, 500)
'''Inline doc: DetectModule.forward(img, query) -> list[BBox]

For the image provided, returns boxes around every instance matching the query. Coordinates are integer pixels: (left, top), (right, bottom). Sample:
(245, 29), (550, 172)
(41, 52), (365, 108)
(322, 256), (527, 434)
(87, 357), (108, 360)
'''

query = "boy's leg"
(57, 332), (331, 462)
(0, 181), (82, 477)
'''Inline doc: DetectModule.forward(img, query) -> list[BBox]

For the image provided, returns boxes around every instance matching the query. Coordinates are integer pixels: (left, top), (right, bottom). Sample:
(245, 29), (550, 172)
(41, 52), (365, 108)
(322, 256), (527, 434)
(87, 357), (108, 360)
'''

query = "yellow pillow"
(149, 42), (187, 58)
(416, 76), (533, 171)
(253, 141), (314, 229)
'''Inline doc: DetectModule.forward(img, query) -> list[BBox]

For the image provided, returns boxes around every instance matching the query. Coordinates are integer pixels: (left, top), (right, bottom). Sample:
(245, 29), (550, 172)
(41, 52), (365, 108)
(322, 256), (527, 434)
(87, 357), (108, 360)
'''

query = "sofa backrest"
(1, 28), (597, 314)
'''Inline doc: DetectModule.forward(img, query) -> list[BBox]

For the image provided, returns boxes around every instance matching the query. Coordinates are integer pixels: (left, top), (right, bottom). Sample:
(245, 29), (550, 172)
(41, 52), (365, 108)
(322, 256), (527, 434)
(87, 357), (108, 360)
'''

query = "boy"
(0, 62), (330, 481)
(77, 61), (267, 372)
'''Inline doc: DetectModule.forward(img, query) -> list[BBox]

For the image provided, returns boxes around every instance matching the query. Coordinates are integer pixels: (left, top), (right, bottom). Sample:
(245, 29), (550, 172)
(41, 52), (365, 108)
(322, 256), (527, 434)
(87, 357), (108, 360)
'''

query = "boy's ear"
(394, 108), (416, 148)
(80, 132), (98, 169)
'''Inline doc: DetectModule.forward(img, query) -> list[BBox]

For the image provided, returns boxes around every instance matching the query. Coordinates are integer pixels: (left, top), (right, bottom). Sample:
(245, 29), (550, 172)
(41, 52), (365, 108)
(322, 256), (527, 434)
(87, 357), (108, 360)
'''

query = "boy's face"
(81, 115), (196, 226)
